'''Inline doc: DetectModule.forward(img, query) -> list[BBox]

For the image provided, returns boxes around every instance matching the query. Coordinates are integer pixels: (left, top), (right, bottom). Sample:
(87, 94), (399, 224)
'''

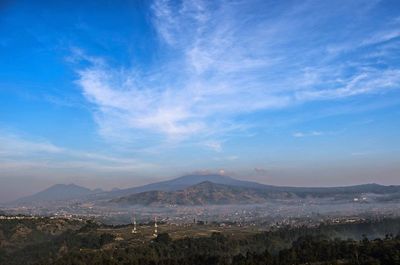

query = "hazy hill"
(107, 174), (400, 198)
(12, 174), (400, 205)
(109, 176), (400, 206)
(14, 184), (94, 203)
(111, 181), (293, 206)
(101, 174), (267, 199)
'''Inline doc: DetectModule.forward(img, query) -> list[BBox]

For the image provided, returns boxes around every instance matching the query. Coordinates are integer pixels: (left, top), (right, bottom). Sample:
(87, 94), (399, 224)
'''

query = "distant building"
(115, 234), (124, 241)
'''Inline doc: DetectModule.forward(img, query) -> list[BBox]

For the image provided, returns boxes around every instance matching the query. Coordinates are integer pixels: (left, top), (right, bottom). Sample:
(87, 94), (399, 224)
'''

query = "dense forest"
(1, 218), (400, 265)
(47, 232), (400, 265)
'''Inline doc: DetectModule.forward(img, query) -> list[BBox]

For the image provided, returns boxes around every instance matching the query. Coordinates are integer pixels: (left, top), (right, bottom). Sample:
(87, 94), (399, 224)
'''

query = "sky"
(0, 0), (400, 201)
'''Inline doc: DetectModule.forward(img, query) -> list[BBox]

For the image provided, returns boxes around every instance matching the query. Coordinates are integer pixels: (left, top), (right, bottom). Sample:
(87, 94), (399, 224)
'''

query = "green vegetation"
(1, 217), (400, 264)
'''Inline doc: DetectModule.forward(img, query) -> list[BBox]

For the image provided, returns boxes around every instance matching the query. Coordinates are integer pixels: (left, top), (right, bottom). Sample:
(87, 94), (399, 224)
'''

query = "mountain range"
(11, 174), (400, 206)
(103, 174), (266, 198)
(110, 181), (294, 206)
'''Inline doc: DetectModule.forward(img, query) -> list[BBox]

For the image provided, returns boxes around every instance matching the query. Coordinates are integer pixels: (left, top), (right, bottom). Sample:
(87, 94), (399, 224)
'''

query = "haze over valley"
(2, 174), (399, 226)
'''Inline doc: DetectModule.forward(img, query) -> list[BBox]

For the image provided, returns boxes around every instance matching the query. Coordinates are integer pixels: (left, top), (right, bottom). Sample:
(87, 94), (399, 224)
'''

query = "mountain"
(109, 176), (400, 206)
(99, 174), (400, 200)
(102, 174), (267, 199)
(111, 181), (294, 206)
(266, 183), (400, 197)
(14, 184), (94, 204)
(13, 175), (400, 205)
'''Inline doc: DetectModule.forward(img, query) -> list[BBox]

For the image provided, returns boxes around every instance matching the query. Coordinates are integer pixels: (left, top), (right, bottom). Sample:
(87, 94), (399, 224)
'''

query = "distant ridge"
(110, 181), (282, 206)
(110, 178), (400, 206)
(12, 174), (400, 205)
(103, 174), (400, 198)
(104, 174), (267, 198)
(14, 183), (94, 203)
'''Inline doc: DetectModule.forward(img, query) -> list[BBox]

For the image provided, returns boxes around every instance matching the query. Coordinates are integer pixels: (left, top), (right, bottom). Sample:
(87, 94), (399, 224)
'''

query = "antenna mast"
(153, 217), (158, 238)
(131, 215), (137, 234)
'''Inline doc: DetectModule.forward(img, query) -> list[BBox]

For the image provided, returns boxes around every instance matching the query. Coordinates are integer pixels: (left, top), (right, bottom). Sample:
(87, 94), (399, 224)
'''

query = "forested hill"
(1, 217), (400, 265)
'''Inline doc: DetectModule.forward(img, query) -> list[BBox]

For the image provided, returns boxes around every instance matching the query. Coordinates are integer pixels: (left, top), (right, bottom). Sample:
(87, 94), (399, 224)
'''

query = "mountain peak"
(52, 183), (82, 188)
(112, 180), (268, 206)
(14, 183), (93, 204)
(188, 181), (226, 189)
(105, 174), (267, 198)
(172, 174), (234, 184)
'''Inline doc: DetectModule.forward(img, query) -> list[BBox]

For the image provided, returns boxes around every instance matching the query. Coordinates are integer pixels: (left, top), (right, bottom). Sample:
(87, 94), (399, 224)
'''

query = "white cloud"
(0, 132), (64, 155)
(296, 69), (400, 101)
(351, 151), (372, 156)
(0, 131), (154, 173)
(74, 0), (400, 146)
(292, 131), (324, 138)
(213, 155), (238, 161)
(204, 141), (222, 152)
(361, 29), (400, 47)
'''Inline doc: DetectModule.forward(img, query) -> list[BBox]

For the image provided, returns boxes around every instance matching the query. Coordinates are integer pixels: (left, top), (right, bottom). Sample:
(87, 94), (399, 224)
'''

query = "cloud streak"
(292, 131), (324, 138)
(74, 0), (400, 147)
(0, 131), (154, 173)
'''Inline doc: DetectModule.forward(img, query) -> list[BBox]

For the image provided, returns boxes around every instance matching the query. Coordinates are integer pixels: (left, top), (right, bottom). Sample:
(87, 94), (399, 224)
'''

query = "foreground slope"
(2, 216), (400, 265)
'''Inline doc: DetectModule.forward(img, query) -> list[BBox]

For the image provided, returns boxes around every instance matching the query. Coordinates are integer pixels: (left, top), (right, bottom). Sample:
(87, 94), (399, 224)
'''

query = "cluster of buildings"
(0, 215), (39, 220)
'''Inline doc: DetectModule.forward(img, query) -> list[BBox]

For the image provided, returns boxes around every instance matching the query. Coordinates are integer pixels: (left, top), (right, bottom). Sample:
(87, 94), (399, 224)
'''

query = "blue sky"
(0, 0), (400, 200)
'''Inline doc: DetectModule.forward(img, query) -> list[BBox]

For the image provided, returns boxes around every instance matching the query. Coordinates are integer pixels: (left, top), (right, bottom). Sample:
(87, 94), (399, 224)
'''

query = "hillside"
(12, 175), (400, 205)
(14, 184), (94, 203)
(102, 174), (267, 199)
(102, 174), (400, 200)
(110, 181), (294, 206)
(2, 217), (400, 265)
(110, 177), (400, 206)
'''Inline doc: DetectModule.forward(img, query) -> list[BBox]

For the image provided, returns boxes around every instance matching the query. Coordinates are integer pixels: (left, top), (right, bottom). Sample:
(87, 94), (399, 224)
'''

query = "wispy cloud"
(351, 151), (373, 157)
(74, 0), (400, 147)
(292, 129), (345, 138)
(361, 29), (400, 47)
(204, 140), (222, 152)
(292, 131), (324, 138)
(0, 132), (64, 155)
(0, 131), (154, 173)
(213, 155), (238, 161)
